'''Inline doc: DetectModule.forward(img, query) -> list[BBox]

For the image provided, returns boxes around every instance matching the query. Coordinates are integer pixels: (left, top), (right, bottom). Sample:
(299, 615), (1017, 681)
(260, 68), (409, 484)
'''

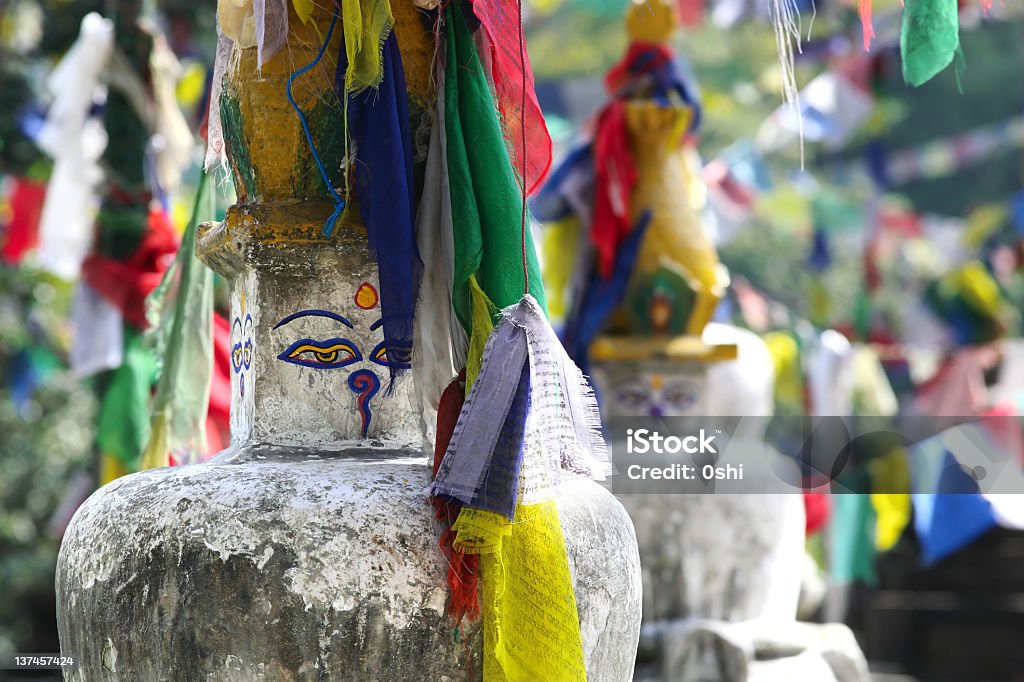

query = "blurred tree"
(0, 0), (213, 666)
(0, 265), (95, 664)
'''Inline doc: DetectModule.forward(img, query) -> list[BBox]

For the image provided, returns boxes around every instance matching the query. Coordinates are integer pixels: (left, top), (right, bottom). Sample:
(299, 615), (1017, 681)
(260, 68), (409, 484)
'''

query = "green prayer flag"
(96, 328), (157, 469)
(829, 476), (879, 585)
(901, 0), (960, 87)
(142, 172), (216, 468)
(444, 4), (547, 333)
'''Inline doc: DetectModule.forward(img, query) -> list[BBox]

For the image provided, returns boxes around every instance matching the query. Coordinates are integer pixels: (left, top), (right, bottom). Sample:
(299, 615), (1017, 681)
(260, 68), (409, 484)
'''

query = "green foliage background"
(1, 0), (102, 662)
(0, 267), (96, 661)
(0, 0), (1022, 664)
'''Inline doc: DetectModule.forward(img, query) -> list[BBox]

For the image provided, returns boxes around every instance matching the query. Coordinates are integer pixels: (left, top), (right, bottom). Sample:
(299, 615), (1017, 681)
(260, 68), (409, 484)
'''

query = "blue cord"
(285, 10), (346, 236)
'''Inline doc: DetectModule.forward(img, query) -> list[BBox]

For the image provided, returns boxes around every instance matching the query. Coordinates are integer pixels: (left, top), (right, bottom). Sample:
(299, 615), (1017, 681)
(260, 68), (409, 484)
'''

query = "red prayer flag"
(592, 100), (638, 278)
(676, 0), (705, 26)
(1, 178), (47, 264)
(205, 312), (233, 458)
(470, 0), (552, 196)
(81, 209), (179, 330)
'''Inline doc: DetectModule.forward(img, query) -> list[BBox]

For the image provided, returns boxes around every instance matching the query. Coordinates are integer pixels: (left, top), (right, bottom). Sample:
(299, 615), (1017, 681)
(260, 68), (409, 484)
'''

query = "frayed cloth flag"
(458, 501), (588, 682)
(218, 0), (257, 47)
(466, 276), (495, 394)
(562, 211), (651, 373)
(217, 0), (288, 67)
(254, 0), (288, 68)
(148, 27), (195, 198)
(430, 297), (592, 682)
(470, 0), (553, 195)
(292, 0), (315, 24)
(431, 295), (608, 518)
(591, 101), (637, 279)
(1, 177), (45, 264)
(35, 13), (112, 280)
(431, 371), (481, 623)
(69, 283), (124, 379)
(532, 143), (595, 226)
(911, 438), (997, 566)
(338, 31), (420, 378)
(767, 0), (803, 159)
(859, 0), (874, 51)
(204, 29), (232, 172)
(901, 0), (960, 87)
(141, 172), (216, 470)
(81, 208), (180, 331)
(96, 329), (157, 471)
(413, 63), (468, 446)
(431, 319), (530, 519)
(445, 3), (547, 334)
(340, 0), (394, 93)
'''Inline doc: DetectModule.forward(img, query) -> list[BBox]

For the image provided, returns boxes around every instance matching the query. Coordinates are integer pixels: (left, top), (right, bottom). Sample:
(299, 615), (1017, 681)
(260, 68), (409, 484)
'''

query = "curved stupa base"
(57, 451), (642, 680)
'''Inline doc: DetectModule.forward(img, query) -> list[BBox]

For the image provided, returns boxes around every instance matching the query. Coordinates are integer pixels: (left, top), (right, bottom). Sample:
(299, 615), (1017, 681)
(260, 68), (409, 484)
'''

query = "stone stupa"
(55, 2), (642, 679)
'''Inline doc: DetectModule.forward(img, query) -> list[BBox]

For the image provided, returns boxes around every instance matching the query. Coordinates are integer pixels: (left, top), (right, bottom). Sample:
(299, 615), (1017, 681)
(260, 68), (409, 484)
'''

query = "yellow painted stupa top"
(216, 1), (433, 208)
(597, 0), (734, 361)
(625, 0), (678, 44)
(200, 0), (435, 261)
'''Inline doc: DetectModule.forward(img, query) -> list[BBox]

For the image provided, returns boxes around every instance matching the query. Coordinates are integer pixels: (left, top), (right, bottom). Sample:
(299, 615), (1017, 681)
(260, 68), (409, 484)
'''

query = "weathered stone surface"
(57, 451), (641, 681)
(661, 620), (751, 682)
(618, 493), (804, 625)
(658, 619), (869, 682)
(751, 622), (870, 682)
(600, 327), (804, 626)
(748, 653), (839, 682)
(195, 218), (425, 451)
(591, 321), (871, 681)
(57, 193), (644, 680)
(624, 325), (870, 682)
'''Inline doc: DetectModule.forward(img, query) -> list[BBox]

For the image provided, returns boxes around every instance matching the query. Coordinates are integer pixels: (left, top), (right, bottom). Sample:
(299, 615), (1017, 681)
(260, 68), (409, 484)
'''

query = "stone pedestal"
(57, 451), (639, 680)
(55, 2), (642, 679)
(591, 324), (868, 682)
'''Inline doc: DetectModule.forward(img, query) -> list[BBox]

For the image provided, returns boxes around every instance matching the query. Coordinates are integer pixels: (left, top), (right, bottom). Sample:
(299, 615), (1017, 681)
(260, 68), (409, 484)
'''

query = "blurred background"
(2, 0), (1024, 680)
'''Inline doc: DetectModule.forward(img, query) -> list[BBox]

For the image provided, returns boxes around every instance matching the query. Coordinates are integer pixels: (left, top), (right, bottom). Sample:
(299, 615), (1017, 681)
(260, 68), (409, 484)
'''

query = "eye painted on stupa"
(614, 381), (650, 411)
(661, 380), (698, 410)
(368, 341), (412, 370)
(231, 316), (245, 372)
(232, 343), (244, 372)
(273, 310), (362, 370)
(367, 316), (412, 370)
(231, 301), (254, 396)
(278, 338), (362, 369)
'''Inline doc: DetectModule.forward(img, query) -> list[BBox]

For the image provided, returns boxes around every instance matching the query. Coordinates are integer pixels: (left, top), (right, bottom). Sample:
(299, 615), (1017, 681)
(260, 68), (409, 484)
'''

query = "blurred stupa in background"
(535, 1), (871, 680)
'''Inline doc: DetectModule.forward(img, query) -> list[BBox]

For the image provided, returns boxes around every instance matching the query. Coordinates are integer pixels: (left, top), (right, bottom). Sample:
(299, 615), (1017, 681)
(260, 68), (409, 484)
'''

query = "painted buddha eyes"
(271, 284), (400, 437)
(370, 341), (412, 370)
(279, 338), (361, 369)
(231, 308), (254, 397)
(272, 309), (409, 371)
(231, 316), (254, 373)
(278, 339), (408, 370)
(613, 376), (698, 416)
(615, 383), (650, 411)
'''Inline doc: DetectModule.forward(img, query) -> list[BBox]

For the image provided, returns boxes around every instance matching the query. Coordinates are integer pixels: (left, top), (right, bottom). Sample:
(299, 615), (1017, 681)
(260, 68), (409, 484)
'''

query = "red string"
(518, 0), (529, 295)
